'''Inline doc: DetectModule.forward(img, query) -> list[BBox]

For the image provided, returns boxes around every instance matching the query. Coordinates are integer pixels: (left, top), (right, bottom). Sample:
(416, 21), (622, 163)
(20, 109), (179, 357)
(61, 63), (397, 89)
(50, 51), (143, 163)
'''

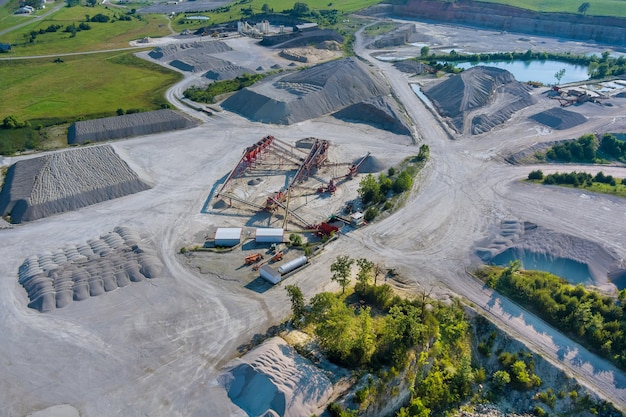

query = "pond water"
(451, 60), (589, 84)
(491, 248), (593, 285)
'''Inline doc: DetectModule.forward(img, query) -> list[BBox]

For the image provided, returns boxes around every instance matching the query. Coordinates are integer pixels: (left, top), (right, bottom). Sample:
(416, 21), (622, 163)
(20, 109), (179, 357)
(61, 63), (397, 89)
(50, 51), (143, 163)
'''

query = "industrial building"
(255, 228), (284, 243)
(259, 265), (282, 284)
(214, 228), (242, 247)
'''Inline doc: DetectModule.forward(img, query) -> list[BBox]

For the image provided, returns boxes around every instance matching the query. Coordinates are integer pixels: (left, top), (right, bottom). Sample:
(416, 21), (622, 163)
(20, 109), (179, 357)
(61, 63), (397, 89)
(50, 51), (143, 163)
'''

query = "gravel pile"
(68, 109), (198, 144)
(219, 337), (332, 417)
(259, 29), (343, 49)
(357, 154), (387, 173)
(18, 227), (163, 312)
(205, 63), (253, 80)
(148, 40), (232, 60)
(530, 107), (588, 130)
(221, 57), (390, 124)
(0, 145), (152, 223)
(366, 23), (418, 49)
(332, 96), (413, 136)
(423, 66), (535, 134)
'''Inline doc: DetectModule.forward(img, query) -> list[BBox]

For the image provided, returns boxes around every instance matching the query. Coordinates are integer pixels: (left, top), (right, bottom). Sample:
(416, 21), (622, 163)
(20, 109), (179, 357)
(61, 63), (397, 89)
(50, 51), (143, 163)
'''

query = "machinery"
(244, 253), (264, 265)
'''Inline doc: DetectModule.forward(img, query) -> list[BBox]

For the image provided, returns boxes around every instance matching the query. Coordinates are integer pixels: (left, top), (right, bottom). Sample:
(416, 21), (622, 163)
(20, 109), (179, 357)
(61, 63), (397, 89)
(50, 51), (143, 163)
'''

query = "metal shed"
(260, 265), (282, 284)
(255, 228), (284, 243)
(214, 228), (242, 247)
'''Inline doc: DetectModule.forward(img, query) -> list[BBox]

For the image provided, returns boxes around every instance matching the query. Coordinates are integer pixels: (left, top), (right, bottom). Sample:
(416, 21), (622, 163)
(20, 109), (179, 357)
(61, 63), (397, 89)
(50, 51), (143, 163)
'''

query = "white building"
(214, 228), (242, 247)
(255, 228), (283, 243)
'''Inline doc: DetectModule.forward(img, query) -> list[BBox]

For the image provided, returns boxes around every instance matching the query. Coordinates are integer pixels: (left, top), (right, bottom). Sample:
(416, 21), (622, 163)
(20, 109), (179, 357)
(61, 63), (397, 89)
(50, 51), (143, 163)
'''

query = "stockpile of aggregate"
(356, 154), (386, 173)
(0, 146), (152, 223)
(205, 63), (253, 80)
(530, 107), (588, 130)
(17, 227), (163, 312)
(259, 29), (343, 49)
(423, 66), (535, 134)
(148, 40), (232, 60)
(68, 109), (198, 144)
(221, 57), (391, 125)
(332, 96), (412, 136)
(219, 337), (332, 417)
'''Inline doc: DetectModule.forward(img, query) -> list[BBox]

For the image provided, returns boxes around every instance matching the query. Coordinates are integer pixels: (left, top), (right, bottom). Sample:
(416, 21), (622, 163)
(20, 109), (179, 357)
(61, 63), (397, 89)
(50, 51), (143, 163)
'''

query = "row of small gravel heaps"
(423, 66), (536, 134)
(68, 109), (198, 144)
(18, 227), (163, 312)
(0, 145), (151, 223)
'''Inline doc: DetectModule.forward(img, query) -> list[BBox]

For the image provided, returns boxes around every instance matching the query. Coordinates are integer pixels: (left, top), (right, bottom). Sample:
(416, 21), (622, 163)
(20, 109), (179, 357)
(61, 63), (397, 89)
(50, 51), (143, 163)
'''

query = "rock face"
(18, 227), (163, 312)
(0, 145), (152, 223)
(67, 109), (198, 144)
(390, 0), (626, 46)
(423, 66), (535, 134)
(222, 57), (393, 125)
(366, 23), (418, 49)
(332, 96), (413, 136)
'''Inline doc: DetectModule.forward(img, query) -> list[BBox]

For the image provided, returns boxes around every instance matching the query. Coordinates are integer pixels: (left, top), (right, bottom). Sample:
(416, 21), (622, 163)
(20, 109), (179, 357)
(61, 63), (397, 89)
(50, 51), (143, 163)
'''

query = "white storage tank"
(260, 265), (282, 284)
(214, 228), (242, 247)
(255, 228), (284, 244)
(278, 255), (307, 275)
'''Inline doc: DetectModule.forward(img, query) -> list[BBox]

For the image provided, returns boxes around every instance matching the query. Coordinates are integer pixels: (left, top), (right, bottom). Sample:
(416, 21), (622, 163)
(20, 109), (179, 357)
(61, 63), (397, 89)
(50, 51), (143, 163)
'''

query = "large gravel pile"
(0, 146), (152, 223)
(68, 109), (198, 144)
(423, 66), (535, 134)
(259, 29), (343, 49)
(148, 40), (232, 60)
(530, 107), (588, 130)
(221, 57), (391, 124)
(332, 96), (412, 136)
(219, 337), (332, 416)
(18, 227), (163, 312)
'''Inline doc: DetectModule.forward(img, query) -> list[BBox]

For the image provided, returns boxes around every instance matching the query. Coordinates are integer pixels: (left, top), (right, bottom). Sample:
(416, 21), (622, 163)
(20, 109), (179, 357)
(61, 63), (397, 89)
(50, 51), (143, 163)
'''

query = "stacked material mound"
(219, 337), (332, 417)
(332, 96), (412, 136)
(0, 146), (151, 223)
(260, 29), (343, 49)
(68, 109), (198, 144)
(222, 57), (390, 124)
(18, 227), (163, 312)
(357, 154), (387, 173)
(148, 40), (232, 60)
(205, 64), (253, 80)
(530, 107), (587, 130)
(423, 66), (535, 134)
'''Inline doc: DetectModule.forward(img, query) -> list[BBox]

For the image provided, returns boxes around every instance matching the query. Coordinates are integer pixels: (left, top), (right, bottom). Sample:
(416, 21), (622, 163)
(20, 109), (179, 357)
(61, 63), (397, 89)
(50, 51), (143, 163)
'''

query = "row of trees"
(483, 262), (626, 369)
(545, 133), (626, 163)
(184, 73), (266, 104)
(528, 169), (623, 188)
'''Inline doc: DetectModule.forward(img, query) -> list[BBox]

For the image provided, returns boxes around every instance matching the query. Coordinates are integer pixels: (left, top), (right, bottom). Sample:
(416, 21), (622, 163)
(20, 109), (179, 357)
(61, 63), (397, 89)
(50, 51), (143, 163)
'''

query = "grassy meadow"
(473, 0), (626, 18)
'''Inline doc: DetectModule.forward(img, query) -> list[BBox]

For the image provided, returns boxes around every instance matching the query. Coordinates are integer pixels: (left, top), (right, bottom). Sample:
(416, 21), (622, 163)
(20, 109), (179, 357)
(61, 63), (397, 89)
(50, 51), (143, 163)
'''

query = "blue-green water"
(452, 60), (589, 84)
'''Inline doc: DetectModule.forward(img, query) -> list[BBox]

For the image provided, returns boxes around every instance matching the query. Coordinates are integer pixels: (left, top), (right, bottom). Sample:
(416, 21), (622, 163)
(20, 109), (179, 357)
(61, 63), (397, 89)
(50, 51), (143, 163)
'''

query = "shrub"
(528, 170), (543, 180)
(364, 207), (378, 222)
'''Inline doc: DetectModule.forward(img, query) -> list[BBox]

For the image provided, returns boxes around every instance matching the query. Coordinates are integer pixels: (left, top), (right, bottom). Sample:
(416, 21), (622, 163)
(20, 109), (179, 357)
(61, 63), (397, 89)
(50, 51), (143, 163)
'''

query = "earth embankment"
(389, 0), (626, 47)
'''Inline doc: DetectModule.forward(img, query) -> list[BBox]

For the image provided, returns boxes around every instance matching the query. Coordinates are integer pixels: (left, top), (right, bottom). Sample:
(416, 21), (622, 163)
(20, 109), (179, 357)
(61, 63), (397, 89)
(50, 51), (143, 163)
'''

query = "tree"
(261, 3), (271, 12)
(392, 171), (413, 193)
(356, 258), (374, 289)
(578, 2), (590, 14)
(358, 174), (382, 204)
(330, 255), (354, 294)
(291, 1), (309, 16)
(285, 285), (305, 326)
(554, 68), (566, 84)
(492, 370), (511, 390)
(364, 207), (378, 222)
(420, 46), (430, 57)
(528, 170), (543, 180)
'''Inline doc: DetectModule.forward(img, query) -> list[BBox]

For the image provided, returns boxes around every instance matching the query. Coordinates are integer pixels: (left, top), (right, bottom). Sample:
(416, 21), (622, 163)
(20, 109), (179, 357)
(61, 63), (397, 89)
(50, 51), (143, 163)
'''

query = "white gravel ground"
(1, 19), (626, 417)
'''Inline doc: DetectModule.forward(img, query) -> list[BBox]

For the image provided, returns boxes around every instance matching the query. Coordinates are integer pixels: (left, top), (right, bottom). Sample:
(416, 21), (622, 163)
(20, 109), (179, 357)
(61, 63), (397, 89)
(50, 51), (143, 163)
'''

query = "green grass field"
(528, 178), (626, 199)
(0, 3), (171, 55)
(0, 51), (181, 121)
(475, 0), (626, 18)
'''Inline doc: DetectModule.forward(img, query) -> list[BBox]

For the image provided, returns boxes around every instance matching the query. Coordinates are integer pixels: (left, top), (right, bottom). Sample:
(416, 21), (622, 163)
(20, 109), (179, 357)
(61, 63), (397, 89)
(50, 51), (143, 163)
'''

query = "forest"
(545, 133), (626, 163)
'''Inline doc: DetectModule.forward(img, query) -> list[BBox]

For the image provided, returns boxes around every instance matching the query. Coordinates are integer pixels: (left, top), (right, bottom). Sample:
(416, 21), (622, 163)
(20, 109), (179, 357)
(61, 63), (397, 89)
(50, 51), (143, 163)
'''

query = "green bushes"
(483, 264), (626, 371)
(545, 132), (626, 163)
(183, 73), (267, 104)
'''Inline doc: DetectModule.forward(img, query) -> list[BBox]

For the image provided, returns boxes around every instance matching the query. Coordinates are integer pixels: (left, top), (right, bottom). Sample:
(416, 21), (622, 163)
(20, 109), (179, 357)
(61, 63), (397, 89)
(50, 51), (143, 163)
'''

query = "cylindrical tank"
(278, 255), (307, 275)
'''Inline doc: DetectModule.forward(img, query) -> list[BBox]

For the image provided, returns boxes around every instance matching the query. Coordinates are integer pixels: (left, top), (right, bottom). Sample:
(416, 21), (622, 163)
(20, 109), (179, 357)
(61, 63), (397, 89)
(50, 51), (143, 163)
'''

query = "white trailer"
(260, 265), (282, 284)
(278, 255), (307, 275)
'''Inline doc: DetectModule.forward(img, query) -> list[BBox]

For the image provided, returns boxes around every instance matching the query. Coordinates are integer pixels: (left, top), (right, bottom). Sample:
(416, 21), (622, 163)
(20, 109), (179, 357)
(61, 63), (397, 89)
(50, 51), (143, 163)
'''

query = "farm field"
(476, 0), (626, 17)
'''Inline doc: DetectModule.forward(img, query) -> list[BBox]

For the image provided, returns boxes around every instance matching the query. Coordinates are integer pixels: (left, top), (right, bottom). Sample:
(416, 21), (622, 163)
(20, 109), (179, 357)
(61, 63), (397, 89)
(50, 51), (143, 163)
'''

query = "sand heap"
(68, 109), (198, 144)
(332, 96), (412, 136)
(219, 337), (333, 417)
(222, 57), (408, 128)
(0, 145), (151, 223)
(423, 66), (535, 134)
(18, 227), (163, 312)
(530, 107), (588, 130)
